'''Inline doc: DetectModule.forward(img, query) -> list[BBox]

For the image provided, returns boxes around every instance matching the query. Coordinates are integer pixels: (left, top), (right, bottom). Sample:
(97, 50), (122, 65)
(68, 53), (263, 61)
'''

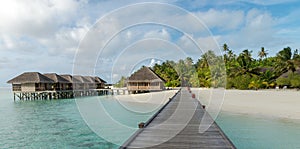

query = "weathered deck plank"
(121, 88), (235, 149)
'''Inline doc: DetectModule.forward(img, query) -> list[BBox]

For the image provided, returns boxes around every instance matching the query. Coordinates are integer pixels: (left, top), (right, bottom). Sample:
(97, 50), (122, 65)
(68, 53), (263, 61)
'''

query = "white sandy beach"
(112, 88), (300, 120)
(111, 90), (178, 113)
(113, 90), (178, 104)
(191, 88), (300, 120)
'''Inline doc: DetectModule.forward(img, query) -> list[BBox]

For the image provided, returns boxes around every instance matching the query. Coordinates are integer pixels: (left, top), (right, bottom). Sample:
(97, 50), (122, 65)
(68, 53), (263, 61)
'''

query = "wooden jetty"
(120, 88), (236, 149)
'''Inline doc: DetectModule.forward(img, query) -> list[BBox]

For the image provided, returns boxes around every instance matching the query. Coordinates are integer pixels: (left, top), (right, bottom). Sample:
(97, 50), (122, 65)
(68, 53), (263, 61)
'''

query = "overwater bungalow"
(7, 72), (54, 92)
(72, 75), (87, 90)
(43, 73), (70, 91)
(127, 66), (165, 93)
(60, 74), (75, 90)
(7, 72), (111, 100)
(94, 76), (107, 89)
(83, 76), (97, 90)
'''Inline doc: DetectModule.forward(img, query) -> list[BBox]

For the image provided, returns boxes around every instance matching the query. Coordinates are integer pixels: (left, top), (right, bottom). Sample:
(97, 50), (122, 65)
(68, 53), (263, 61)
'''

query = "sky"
(1, 0), (300, 86)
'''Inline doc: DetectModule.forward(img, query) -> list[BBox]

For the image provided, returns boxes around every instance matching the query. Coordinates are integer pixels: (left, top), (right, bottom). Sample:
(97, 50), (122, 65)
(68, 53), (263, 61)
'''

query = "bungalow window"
(12, 84), (21, 91)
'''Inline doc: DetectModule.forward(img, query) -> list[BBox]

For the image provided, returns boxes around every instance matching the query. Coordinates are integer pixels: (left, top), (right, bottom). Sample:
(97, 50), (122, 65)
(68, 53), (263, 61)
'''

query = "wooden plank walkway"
(120, 88), (235, 149)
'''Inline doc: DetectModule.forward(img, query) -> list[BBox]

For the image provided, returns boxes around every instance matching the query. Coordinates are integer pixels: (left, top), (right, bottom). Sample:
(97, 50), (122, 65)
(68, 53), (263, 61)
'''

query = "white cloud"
(217, 9), (281, 54)
(0, 0), (88, 56)
(1, 1), (300, 86)
(144, 29), (171, 40)
(1, 35), (14, 49)
(148, 58), (161, 67)
(0, 0), (82, 38)
(240, 0), (297, 5)
(194, 9), (244, 31)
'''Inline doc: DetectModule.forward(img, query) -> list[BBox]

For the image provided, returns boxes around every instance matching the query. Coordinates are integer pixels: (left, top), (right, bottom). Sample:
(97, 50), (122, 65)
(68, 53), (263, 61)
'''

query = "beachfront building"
(277, 68), (300, 88)
(127, 66), (165, 93)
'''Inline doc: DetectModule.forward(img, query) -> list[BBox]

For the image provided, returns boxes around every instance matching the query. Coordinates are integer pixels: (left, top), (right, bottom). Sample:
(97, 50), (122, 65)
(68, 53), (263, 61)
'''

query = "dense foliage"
(152, 44), (300, 90)
(114, 76), (127, 88)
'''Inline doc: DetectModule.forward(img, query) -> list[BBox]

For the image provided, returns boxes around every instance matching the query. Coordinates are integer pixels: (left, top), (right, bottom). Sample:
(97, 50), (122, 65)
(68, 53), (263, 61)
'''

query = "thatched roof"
(7, 72), (54, 84)
(60, 74), (74, 83)
(72, 75), (91, 83)
(279, 69), (300, 78)
(44, 73), (70, 83)
(94, 76), (107, 83)
(253, 67), (274, 73)
(127, 66), (165, 82)
(82, 76), (106, 84)
(72, 75), (84, 83)
(82, 76), (96, 83)
(7, 72), (107, 84)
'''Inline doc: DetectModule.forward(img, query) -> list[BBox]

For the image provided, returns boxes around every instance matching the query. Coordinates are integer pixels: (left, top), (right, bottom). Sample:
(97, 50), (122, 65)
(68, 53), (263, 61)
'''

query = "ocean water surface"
(0, 89), (156, 148)
(216, 112), (300, 149)
(1, 88), (300, 148)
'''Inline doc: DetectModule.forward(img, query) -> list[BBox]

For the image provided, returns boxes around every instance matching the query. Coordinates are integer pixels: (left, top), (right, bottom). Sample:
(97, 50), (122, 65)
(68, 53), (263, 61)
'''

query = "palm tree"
(223, 43), (229, 53)
(258, 47), (268, 60)
(287, 60), (296, 73)
(274, 47), (296, 77)
(277, 47), (292, 61)
(240, 49), (253, 67)
(228, 50), (235, 60)
(231, 49), (254, 77)
(222, 44), (229, 63)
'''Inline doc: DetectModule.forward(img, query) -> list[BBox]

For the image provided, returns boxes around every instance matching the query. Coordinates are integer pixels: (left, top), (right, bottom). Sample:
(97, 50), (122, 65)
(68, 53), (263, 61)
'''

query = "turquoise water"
(0, 89), (156, 148)
(216, 112), (300, 149)
(1, 89), (300, 148)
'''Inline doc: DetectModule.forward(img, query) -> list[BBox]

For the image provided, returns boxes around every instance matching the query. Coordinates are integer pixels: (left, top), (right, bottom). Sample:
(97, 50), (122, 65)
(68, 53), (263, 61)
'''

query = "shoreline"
(112, 90), (178, 105)
(191, 88), (300, 121)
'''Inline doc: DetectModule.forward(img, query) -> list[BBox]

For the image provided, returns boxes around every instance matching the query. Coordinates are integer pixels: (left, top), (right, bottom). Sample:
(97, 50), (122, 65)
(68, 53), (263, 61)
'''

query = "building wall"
(150, 82), (164, 90)
(97, 83), (105, 89)
(12, 84), (21, 91)
(21, 83), (36, 92)
(127, 81), (164, 91)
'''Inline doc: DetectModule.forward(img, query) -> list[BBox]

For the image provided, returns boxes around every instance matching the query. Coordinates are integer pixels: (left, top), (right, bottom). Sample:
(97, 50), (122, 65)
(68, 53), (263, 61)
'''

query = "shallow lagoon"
(1, 89), (300, 148)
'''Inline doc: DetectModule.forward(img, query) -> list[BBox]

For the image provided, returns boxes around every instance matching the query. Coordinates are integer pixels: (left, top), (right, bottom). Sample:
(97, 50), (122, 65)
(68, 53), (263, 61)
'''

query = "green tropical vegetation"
(114, 76), (127, 88)
(151, 44), (300, 90)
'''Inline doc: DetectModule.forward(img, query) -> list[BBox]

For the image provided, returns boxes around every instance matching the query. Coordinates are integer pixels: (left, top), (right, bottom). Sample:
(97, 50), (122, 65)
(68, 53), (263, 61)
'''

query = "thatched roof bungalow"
(7, 72), (54, 92)
(94, 76), (107, 89)
(7, 72), (108, 92)
(279, 69), (300, 78)
(60, 74), (81, 90)
(82, 76), (97, 90)
(72, 75), (87, 90)
(276, 69), (300, 87)
(127, 66), (165, 93)
(43, 73), (70, 91)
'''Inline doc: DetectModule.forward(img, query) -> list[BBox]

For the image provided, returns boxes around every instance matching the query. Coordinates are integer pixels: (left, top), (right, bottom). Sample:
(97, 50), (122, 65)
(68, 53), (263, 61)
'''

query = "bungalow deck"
(120, 88), (236, 149)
